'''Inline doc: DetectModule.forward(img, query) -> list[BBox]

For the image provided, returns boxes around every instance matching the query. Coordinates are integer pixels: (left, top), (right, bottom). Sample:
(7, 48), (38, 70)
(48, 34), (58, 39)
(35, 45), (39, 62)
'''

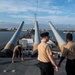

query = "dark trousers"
(66, 59), (75, 75)
(15, 50), (22, 58)
(37, 61), (54, 75)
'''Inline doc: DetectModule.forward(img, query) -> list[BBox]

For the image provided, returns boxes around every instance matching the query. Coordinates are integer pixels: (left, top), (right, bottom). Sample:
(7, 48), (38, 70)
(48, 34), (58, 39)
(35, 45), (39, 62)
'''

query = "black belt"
(67, 59), (75, 64)
(67, 59), (75, 61)
(39, 61), (51, 64)
(36, 61), (52, 68)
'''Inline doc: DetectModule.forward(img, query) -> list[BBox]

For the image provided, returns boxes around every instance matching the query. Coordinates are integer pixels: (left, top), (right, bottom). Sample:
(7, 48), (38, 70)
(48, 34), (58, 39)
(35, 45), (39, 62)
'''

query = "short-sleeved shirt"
(13, 45), (22, 53)
(38, 40), (52, 62)
(62, 41), (75, 60)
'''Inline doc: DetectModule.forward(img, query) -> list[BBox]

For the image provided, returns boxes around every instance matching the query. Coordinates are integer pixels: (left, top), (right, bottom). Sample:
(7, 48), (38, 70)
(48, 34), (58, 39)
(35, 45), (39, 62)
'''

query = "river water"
(0, 31), (25, 47)
(0, 30), (75, 47)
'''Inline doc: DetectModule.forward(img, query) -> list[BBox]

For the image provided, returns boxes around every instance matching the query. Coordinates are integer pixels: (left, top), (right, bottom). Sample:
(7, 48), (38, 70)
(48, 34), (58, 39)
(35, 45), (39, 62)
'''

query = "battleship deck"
(0, 57), (66, 75)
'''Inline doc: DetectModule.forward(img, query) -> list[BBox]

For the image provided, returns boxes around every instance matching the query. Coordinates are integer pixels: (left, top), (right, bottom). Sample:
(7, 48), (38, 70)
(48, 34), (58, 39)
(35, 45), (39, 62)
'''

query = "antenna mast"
(35, 0), (38, 21)
(35, 13), (36, 21)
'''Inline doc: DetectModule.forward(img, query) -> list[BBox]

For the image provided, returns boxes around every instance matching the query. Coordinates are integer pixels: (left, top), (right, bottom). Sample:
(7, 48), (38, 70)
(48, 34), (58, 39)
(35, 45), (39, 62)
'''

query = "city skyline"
(0, 0), (75, 29)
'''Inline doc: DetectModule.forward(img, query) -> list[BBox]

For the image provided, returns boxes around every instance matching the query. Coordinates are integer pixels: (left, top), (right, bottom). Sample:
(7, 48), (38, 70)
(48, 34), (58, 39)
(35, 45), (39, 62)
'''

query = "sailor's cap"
(40, 32), (49, 37)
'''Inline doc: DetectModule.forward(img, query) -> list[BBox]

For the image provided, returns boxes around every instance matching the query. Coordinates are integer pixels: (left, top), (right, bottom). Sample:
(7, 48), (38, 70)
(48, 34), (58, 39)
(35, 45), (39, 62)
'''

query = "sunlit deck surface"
(0, 57), (66, 75)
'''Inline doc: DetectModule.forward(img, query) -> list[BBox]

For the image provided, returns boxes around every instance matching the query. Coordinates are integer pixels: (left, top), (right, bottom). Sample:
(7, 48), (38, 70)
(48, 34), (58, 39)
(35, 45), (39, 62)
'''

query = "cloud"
(0, 20), (19, 28)
(67, 0), (72, 2)
(0, 0), (62, 14)
(9, 13), (75, 25)
(48, 16), (75, 25)
(0, 0), (37, 13)
(36, 15), (75, 25)
(37, 8), (62, 14)
(0, 0), (75, 25)
(10, 14), (34, 22)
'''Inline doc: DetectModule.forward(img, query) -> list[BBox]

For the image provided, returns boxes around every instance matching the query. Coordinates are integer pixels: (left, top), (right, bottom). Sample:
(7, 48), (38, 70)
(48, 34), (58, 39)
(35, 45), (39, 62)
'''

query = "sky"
(0, 0), (75, 29)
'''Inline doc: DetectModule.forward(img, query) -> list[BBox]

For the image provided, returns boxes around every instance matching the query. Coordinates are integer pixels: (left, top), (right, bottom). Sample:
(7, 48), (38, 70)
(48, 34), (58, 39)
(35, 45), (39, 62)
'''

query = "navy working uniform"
(12, 45), (24, 63)
(37, 32), (58, 75)
(58, 33), (75, 75)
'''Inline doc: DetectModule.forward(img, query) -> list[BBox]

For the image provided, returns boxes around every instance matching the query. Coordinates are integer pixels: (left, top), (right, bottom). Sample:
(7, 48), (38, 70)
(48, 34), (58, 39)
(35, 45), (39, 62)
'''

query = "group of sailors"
(12, 32), (75, 75)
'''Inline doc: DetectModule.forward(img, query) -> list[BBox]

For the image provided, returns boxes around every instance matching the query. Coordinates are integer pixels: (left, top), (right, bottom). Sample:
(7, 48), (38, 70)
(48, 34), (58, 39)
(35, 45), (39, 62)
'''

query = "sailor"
(12, 45), (24, 63)
(37, 32), (58, 75)
(58, 33), (75, 75)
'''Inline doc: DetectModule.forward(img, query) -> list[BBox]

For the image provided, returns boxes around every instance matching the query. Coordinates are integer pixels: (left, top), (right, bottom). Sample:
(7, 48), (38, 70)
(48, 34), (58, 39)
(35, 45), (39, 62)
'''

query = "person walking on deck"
(58, 33), (75, 75)
(12, 45), (24, 63)
(37, 32), (58, 75)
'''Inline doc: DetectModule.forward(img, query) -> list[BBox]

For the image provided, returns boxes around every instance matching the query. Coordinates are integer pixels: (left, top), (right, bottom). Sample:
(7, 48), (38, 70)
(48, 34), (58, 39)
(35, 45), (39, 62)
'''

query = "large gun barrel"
(33, 21), (41, 51)
(49, 21), (66, 51)
(2, 21), (24, 56)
